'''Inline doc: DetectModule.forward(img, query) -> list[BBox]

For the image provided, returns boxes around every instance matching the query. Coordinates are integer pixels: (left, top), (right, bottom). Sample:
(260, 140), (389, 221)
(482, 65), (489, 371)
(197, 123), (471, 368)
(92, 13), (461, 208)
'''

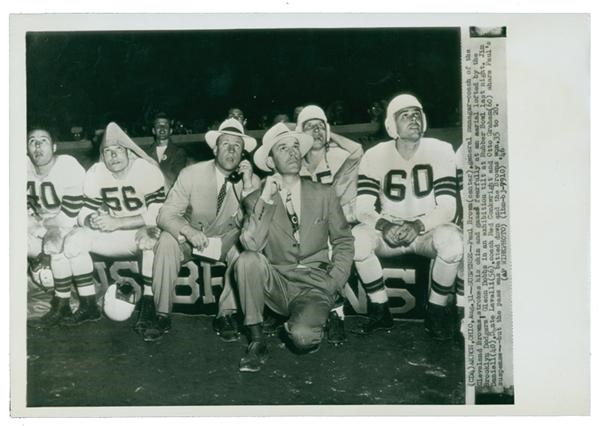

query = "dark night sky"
(26, 27), (461, 137)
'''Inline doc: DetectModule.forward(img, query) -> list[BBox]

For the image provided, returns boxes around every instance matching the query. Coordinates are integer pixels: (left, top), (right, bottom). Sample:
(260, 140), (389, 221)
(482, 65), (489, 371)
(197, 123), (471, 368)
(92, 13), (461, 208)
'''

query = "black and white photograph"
(8, 12), (590, 417)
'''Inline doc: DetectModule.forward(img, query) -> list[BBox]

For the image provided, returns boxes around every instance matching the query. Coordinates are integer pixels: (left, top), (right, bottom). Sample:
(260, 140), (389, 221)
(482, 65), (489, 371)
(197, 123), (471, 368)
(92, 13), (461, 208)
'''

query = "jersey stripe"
(145, 187), (166, 206)
(82, 196), (102, 210)
(357, 188), (379, 198)
(434, 189), (457, 198)
(358, 174), (380, 185)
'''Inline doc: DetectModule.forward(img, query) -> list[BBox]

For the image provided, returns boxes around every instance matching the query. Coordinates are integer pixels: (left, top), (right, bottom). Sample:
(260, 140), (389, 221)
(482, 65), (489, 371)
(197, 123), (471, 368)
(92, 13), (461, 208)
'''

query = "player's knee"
(63, 228), (91, 259)
(42, 227), (66, 255)
(432, 224), (463, 263)
(352, 224), (375, 261)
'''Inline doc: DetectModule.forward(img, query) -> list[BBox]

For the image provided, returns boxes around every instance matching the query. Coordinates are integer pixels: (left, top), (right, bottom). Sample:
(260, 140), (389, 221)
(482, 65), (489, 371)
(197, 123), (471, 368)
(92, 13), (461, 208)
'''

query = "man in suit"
(140, 118), (260, 342)
(235, 122), (354, 373)
(144, 112), (189, 192)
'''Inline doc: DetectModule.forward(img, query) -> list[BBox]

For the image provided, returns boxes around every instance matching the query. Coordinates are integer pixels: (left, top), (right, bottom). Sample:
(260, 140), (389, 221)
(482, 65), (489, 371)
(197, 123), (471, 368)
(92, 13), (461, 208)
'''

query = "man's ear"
(212, 145), (219, 157)
(266, 156), (275, 170)
(168, 128), (173, 136)
(52, 144), (57, 154)
(152, 128), (156, 136)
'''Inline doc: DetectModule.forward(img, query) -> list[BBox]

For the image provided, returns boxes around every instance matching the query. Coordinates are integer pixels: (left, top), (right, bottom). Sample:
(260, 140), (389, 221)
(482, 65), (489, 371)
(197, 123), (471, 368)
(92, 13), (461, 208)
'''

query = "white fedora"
(205, 118), (257, 152)
(254, 122), (313, 172)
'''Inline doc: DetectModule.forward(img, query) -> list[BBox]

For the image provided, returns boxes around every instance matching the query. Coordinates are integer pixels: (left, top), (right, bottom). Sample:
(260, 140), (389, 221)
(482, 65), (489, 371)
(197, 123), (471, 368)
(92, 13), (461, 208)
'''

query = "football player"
(57, 122), (166, 326)
(27, 125), (85, 327)
(295, 105), (364, 346)
(353, 94), (463, 340)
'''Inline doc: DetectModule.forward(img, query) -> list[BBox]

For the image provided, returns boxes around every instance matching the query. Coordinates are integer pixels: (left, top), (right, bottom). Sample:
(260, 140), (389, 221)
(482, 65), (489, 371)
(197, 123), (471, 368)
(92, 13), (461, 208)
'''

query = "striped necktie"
(216, 181), (228, 213)
(284, 190), (300, 242)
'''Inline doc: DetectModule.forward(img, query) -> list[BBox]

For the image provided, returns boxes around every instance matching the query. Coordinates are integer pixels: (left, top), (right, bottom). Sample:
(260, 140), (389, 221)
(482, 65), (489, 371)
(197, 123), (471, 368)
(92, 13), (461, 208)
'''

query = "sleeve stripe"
(433, 176), (457, 186)
(60, 207), (79, 218)
(146, 197), (165, 206)
(358, 174), (380, 185)
(61, 199), (83, 209)
(144, 188), (166, 201)
(145, 193), (166, 204)
(434, 189), (457, 197)
(434, 182), (458, 191)
(83, 196), (102, 207)
(357, 181), (380, 190)
(62, 194), (83, 201)
(357, 188), (379, 198)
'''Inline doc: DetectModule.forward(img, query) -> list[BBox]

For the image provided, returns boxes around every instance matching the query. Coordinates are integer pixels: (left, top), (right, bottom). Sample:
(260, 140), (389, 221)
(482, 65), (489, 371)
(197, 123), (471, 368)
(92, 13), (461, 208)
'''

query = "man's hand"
(238, 159), (255, 190)
(260, 174), (282, 203)
(376, 218), (403, 247)
(90, 213), (121, 232)
(394, 220), (424, 247)
(181, 225), (209, 250)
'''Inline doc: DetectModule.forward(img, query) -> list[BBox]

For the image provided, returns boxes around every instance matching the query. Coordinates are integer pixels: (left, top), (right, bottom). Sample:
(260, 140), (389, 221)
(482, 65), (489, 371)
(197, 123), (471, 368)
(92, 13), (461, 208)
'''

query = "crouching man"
(235, 123), (354, 373)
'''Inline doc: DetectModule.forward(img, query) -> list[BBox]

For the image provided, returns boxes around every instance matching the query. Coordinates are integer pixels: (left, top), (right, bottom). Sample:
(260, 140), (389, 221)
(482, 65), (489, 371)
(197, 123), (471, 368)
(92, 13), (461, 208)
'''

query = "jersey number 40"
(27, 181), (60, 209)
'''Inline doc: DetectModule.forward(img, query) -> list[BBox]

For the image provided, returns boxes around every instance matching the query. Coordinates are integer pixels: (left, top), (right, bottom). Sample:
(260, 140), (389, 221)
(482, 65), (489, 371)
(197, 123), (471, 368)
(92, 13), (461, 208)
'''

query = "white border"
(4, 8), (593, 421)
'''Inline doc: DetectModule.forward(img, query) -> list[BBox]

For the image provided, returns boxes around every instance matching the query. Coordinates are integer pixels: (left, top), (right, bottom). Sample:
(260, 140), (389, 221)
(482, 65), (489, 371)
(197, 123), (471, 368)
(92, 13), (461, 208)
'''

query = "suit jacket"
(143, 140), (188, 191)
(240, 178), (354, 295)
(157, 160), (260, 255)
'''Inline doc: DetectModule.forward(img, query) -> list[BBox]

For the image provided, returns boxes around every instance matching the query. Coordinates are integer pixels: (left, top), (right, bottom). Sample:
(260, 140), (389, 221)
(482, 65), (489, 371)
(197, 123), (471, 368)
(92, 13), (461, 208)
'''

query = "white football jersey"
(80, 158), (165, 224)
(27, 154), (85, 221)
(356, 138), (457, 230)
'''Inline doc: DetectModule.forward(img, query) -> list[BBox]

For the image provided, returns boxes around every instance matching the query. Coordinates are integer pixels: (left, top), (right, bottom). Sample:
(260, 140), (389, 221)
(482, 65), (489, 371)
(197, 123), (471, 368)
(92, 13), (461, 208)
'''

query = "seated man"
(58, 122), (166, 326)
(235, 122), (354, 373)
(145, 118), (260, 342)
(295, 104), (364, 345)
(353, 94), (463, 340)
(27, 125), (85, 327)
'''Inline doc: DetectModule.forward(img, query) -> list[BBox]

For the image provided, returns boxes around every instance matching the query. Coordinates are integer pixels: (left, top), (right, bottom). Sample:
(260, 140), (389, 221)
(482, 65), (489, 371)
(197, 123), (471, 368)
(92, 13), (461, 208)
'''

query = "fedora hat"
(253, 122), (313, 172)
(205, 118), (257, 152)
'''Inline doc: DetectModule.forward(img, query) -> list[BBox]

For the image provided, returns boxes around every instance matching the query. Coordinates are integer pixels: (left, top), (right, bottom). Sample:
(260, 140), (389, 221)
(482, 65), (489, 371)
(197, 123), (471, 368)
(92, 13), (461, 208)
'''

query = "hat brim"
(254, 131), (314, 172)
(205, 130), (257, 153)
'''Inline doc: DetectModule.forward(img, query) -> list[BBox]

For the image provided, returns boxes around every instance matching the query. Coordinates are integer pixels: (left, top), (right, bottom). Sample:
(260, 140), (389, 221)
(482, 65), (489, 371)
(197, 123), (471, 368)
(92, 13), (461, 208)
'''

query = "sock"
(142, 276), (154, 297)
(53, 277), (72, 299)
(369, 289), (388, 304)
(73, 272), (95, 297)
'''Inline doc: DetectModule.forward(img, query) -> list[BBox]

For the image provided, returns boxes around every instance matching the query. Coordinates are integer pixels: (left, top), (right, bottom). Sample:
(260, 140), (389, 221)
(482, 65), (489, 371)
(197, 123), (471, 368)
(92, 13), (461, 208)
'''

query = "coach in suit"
(139, 118), (260, 342)
(143, 112), (189, 192)
(235, 122), (354, 373)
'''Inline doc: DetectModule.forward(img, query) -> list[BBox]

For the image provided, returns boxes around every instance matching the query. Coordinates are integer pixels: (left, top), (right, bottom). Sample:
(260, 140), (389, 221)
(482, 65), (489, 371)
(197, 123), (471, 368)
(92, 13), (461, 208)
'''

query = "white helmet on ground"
(103, 281), (140, 321)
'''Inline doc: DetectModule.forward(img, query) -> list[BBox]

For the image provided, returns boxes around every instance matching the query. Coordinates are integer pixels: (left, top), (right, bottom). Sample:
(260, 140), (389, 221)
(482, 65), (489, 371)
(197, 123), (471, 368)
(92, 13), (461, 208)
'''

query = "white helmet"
(295, 105), (331, 142)
(384, 94), (428, 139)
(103, 281), (140, 321)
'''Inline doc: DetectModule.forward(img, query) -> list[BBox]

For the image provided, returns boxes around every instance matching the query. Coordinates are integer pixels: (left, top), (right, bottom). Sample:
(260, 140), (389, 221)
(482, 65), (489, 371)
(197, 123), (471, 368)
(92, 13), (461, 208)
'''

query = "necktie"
(216, 181), (228, 213)
(284, 190), (300, 242)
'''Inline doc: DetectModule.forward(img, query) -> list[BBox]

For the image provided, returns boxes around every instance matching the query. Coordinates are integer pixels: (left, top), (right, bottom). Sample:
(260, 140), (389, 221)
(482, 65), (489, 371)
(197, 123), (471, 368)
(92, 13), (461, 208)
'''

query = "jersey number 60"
(383, 165), (433, 202)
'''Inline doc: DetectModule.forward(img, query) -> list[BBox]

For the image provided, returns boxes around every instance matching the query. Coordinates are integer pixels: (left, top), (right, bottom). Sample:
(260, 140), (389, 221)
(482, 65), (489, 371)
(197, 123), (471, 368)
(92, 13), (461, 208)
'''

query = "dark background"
(26, 27), (461, 139)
